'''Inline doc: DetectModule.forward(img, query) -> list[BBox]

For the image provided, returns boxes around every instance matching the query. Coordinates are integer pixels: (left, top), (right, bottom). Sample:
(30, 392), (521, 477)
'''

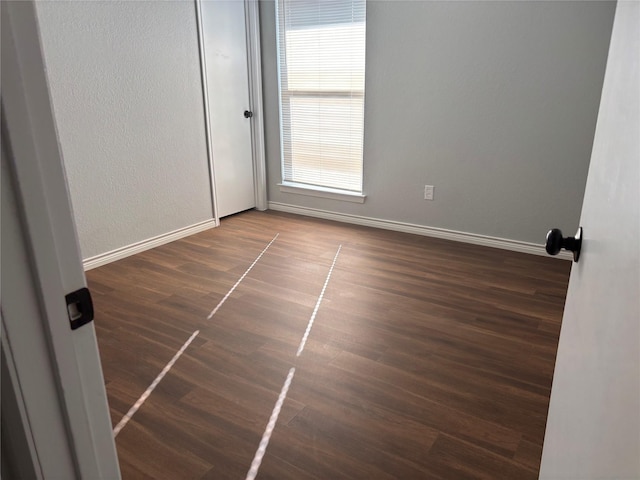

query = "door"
(199, 0), (256, 218)
(1, 1), (120, 477)
(539, 3), (639, 478)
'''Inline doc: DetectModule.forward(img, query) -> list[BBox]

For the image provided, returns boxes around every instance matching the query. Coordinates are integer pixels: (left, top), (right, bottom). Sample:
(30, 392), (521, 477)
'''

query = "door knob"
(545, 227), (583, 262)
(244, 110), (253, 118)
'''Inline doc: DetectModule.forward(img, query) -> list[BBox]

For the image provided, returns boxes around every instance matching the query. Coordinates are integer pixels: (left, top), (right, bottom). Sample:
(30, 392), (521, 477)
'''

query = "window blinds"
(276, 0), (366, 192)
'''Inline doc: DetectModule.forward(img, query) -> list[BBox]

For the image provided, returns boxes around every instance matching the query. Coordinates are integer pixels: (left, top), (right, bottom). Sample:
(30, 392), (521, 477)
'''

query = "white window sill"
(278, 182), (366, 204)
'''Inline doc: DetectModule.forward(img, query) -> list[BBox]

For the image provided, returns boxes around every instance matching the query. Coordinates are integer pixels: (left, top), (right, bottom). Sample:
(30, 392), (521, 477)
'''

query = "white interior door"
(540, 3), (639, 478)
(200, 0), (256, 218)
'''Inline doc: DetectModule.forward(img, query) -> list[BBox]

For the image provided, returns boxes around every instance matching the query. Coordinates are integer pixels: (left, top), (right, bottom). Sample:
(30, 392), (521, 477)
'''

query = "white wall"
(36, 0), (213, 260)
(260, 1), (615, 244)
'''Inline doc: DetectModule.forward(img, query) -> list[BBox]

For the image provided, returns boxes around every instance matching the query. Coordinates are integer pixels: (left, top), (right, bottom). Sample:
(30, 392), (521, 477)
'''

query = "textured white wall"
(36, 0), (213, 260)
(260, 1), (615, 243)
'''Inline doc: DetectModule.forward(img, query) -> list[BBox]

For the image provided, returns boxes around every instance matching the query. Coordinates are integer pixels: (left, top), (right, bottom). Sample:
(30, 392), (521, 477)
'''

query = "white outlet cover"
(424, 185), (434, 200)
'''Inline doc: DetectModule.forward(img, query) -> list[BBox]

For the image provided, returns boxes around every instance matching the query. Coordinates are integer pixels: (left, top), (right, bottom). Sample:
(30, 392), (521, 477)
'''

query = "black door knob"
(244, 110), (253, 118)
(545, 227), (583, 262)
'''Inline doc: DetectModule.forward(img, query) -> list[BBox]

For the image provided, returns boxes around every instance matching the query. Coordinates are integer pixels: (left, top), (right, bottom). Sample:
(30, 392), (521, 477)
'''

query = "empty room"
(2, 1), (638, 479)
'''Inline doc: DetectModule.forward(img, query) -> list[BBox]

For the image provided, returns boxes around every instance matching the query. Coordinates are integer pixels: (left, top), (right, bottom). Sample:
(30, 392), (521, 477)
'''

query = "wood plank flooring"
(87, 210), (570, 479)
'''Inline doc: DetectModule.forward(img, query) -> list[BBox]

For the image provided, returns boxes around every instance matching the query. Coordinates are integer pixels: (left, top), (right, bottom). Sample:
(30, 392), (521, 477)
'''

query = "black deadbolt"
(244, 110), (253, 118)
(545, 227), (583, 262)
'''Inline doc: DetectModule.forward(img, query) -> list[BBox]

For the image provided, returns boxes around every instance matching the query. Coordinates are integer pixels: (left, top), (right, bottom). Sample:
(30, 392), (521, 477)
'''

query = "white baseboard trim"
(83, 218), (218, 271)
(268, 202), (572, 261)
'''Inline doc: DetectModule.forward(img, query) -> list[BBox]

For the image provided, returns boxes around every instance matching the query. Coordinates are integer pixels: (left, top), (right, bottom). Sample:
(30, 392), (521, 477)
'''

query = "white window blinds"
(276, 0), (366, 193)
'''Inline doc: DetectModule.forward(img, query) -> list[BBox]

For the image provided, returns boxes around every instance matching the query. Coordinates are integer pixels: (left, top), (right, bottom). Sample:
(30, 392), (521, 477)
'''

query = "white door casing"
(245, 0), (269, 212)
(198, 0), (259, 218)
(1, 1), (120, 478)
(540, 2), (640, 478)
(2, 134), (71, 479)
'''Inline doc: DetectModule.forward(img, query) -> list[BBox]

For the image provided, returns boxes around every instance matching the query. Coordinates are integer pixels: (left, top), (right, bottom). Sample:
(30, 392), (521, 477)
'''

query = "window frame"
(275, 0), (367, 202)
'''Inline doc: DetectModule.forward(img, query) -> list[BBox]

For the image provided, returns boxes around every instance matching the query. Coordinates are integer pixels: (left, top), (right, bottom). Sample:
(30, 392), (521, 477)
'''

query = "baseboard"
(268, 202), (572, 260)
(83, 218), (218, 271)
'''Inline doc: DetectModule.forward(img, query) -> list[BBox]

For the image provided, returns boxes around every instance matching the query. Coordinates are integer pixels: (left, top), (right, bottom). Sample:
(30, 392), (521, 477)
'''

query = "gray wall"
(36, 1), (213, 260)
(260, 1), (615, 243)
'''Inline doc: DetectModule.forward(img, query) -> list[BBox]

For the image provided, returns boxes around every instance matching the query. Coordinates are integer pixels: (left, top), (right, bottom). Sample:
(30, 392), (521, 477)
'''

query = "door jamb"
(1, 1), (121, 477)
(194, 0), (221, 225)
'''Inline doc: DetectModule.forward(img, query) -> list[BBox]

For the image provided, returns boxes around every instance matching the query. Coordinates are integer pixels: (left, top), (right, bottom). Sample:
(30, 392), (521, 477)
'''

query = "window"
(276, 0), (366, 198)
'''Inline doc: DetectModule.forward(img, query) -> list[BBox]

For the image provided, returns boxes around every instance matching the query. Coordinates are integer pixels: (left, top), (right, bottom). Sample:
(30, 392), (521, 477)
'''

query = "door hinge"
(65, 287), (94, 330)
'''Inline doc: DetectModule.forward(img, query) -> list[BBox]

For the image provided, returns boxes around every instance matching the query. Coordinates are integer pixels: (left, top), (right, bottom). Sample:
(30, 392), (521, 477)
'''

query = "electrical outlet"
(424, 185), (435, 200)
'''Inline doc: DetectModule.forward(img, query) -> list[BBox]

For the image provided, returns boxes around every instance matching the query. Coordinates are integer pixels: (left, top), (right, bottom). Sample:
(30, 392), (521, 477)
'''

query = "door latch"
(65, 287), (94, 330)
(244, 110), (253, 118)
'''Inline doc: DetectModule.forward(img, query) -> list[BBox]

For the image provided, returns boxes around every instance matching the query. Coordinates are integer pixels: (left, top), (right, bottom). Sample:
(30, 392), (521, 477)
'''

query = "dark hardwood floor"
(87, 210), (570, 479)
